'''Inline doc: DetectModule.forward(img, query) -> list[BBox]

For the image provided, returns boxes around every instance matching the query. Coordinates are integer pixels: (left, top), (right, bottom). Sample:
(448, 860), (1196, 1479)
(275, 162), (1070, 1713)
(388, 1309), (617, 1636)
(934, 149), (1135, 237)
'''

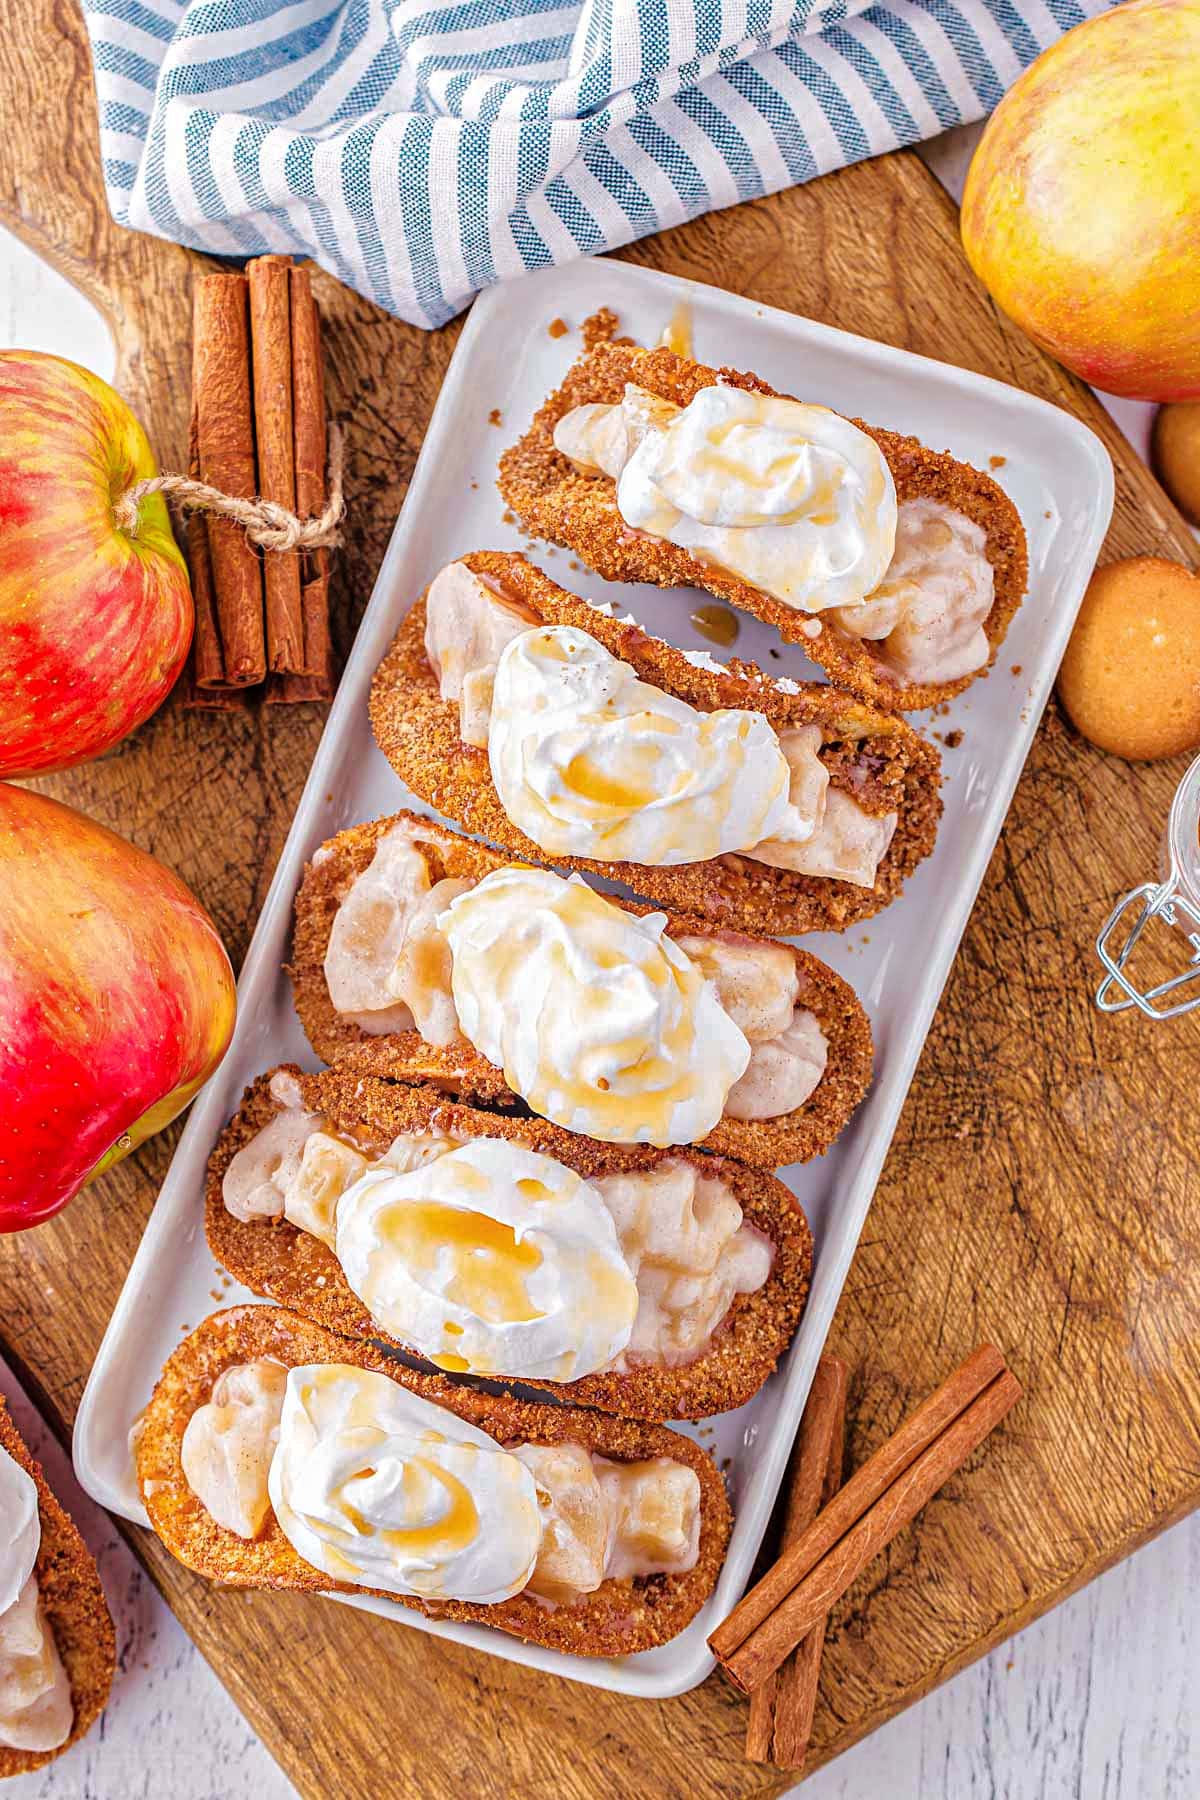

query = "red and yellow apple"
(0, 784), (235, 1231)
(962, 0), (1200, 401)
(0, 351), (193, 780)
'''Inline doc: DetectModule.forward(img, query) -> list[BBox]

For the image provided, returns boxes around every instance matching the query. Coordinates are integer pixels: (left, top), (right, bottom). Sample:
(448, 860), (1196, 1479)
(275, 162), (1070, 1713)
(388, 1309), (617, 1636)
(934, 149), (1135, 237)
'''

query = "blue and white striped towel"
(81, 0), (1110, 330)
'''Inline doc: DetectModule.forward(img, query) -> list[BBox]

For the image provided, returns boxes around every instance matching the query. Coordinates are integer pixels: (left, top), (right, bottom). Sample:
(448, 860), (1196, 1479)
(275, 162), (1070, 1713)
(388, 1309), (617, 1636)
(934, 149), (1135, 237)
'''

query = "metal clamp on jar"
(1096, 755), (1200, 1019)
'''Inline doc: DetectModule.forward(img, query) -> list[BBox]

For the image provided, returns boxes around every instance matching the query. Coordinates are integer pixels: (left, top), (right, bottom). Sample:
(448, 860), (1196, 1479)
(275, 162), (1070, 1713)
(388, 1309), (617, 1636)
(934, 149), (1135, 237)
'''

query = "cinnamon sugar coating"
(137, 1303), (732, 1657)
(496, 337), (1028, 712)
(0, 1403), (115, 1777)
(204, 1066), (813, 1421)
(367, 550), (942, 935)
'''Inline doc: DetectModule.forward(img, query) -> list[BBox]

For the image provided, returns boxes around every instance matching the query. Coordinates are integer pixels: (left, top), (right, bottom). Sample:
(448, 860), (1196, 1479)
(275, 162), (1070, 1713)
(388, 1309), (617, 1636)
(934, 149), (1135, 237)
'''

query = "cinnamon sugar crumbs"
(989, 455), (1007, 470)
(582, 306), (623, 350)
(1011, 664), (1023, 676)
(548, 317), (569, 339)
(944, 729), (963, 748)
(488, 408), (502, 426)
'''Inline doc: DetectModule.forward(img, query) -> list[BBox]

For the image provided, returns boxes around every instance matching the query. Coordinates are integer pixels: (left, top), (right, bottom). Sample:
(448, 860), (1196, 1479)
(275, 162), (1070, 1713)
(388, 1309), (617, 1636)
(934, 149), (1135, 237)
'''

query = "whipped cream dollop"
(323, 825), (468, 1044)
(268, 1364), (542, 1603)
(833, 498), (994, 685)
(487, 624), (817, 866)
(180, 1360), (288, 1539)
(555, 388), (993, 684)
(0, 1445), (72, 1754)
(0, 1446), (39, 1621)
(438, 867), (750, 1145)
(334, 1137), (639, 1381)
(554, 383), (897, 612)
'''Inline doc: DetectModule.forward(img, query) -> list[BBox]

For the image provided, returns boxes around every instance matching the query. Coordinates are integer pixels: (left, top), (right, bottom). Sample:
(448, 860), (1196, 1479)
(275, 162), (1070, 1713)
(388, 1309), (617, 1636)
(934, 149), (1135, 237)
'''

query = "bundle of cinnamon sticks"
(713, 1344), (1021, 1772)
(187, 256), (334, 708)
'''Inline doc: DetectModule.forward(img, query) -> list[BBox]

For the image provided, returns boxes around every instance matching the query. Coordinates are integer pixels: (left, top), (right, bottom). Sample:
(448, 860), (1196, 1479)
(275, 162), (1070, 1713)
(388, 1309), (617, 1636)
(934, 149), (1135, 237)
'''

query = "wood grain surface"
(2, 4), (1199, 1796)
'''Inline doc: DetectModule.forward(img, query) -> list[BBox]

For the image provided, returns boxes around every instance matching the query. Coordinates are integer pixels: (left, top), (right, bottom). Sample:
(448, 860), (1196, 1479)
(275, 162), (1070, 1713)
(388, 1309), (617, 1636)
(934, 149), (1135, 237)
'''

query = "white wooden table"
(3, 129), (1197, 1800)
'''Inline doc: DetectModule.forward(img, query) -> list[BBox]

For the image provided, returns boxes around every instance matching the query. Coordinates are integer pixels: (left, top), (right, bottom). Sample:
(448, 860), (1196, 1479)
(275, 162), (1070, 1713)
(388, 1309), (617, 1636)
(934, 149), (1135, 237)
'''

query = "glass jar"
(1096, 754), (1200, 1018)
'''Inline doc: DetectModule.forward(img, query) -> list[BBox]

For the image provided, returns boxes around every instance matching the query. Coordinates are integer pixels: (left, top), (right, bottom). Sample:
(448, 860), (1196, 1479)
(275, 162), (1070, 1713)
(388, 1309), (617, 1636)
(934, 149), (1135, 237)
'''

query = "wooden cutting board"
(3, 6), (1199, 1795)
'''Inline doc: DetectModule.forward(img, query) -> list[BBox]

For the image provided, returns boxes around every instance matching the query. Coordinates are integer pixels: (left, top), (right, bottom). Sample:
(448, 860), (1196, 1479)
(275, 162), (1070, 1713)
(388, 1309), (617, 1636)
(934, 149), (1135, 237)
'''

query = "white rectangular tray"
(74, 256), (1113, 1700)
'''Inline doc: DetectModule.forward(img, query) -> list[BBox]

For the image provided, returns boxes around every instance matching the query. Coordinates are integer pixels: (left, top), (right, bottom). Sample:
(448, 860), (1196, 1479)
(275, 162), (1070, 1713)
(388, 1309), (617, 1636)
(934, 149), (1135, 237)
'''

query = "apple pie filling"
(181, 1359), (700, 1607)
(0, 1579), (73, 1754)
(221, 1072), (773, 1381)
(322, 824), (831, 1139)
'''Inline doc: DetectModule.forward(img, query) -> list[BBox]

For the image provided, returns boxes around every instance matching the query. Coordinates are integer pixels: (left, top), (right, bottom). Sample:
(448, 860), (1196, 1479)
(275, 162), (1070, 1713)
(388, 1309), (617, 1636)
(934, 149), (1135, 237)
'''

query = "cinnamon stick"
(711, 1346), (1020, 1695)
(287, 263), (334, 698)
(248, 256), (305, 674)
(186, 504), (225, 691)
(262, 661), (332, 704)
(711, 1343), (1004, 1661)
(184, 406), (227, 689)
(192, 273), (265, 684)
(184, 677), (251, 713)
(182, 508), (247, 715)
(182, 417), (247, 714)
(746, 1357), (846, 1766)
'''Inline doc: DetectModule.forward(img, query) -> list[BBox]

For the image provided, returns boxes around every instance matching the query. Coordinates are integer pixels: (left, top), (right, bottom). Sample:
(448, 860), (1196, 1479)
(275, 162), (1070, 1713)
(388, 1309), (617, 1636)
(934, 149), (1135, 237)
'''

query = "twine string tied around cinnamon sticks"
(114, 420), (346, 554)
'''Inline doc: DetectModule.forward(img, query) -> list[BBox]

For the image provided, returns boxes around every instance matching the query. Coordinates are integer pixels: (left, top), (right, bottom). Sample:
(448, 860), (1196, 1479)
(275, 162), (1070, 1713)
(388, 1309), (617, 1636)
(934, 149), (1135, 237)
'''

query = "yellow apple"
(962, 0), (1200, 401)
